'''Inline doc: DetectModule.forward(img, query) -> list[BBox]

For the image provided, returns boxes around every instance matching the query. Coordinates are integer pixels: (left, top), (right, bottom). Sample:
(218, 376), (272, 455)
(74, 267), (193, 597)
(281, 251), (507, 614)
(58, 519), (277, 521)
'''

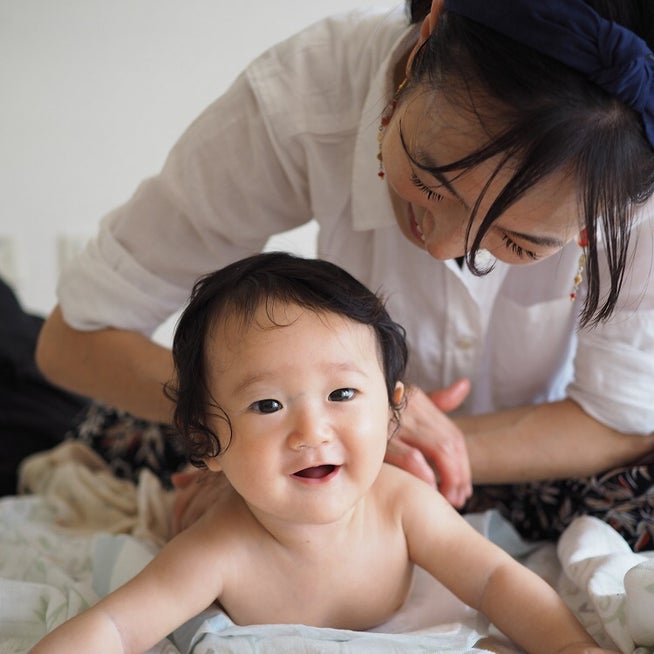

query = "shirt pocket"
(488, 294), (578, 410)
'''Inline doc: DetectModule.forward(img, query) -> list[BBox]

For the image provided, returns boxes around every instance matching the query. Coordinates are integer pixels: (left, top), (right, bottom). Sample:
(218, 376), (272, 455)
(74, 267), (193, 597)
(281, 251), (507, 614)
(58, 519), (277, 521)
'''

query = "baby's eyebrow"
(330, 361), (366, 373)
(232, 371), (273, 395)
(232, 359), (369, 395)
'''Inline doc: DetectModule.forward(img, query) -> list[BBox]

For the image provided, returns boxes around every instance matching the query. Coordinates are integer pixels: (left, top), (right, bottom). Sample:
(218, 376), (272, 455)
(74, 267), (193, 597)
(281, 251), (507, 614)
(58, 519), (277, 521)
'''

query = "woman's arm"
(36, 305), (174, 423)
(460, 399), (654, 483)
(391, 388), (653, 488)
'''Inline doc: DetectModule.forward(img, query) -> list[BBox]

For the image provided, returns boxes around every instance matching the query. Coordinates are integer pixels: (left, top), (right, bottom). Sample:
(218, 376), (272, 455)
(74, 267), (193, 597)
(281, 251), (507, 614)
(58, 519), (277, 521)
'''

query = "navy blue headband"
(443, 0), (654, 149)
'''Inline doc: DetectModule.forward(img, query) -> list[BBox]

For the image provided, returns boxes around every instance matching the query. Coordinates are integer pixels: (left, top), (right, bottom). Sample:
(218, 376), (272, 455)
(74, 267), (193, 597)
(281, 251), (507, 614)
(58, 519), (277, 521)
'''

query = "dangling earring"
(377, 78), (408, 179)
(570, 228), (588, 301)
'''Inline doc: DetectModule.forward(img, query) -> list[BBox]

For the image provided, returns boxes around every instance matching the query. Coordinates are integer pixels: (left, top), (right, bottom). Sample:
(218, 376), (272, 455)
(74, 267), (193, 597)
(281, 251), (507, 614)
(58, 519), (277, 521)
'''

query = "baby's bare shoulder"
(374, 463), (447, 513)
(377, 462), (440, 492)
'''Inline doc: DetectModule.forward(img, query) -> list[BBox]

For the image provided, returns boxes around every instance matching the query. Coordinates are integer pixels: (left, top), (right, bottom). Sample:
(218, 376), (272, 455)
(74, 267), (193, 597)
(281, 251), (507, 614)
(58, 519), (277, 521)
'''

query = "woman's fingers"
(428, 378), (470, 413)
(388, 383), (472, 507)
(385, 437), (438, 487)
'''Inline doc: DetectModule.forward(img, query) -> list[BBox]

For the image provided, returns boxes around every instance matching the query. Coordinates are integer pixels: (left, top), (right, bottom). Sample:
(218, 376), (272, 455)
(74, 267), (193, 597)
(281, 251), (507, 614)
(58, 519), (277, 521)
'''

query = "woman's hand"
(385, 379), (472, 507)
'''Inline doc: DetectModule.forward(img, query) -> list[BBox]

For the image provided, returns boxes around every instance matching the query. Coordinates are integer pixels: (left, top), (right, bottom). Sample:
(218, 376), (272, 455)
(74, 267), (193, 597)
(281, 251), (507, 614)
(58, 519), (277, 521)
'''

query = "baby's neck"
(243, 496), (364, 558)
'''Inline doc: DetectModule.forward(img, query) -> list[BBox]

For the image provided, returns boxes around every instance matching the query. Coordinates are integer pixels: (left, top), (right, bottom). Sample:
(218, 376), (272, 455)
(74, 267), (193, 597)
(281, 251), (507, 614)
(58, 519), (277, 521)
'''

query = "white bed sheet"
(1, 441), (652, 654)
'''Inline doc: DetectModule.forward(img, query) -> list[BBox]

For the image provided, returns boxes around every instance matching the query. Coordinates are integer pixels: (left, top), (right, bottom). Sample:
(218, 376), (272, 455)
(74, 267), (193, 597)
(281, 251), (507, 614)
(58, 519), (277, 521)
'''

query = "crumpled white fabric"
(558, 516), (654, 654)
(18, 440), (174, 546)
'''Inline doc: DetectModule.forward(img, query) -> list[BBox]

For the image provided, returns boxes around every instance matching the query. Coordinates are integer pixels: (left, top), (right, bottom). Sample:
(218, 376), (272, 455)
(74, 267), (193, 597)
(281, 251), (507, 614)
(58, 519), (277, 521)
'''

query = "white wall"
(0, 0), (400, 318)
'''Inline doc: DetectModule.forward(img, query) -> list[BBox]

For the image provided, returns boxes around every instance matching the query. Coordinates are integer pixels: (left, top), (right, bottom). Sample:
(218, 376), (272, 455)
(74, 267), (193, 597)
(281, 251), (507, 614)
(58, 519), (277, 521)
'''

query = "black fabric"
(0, 278), (90, 495)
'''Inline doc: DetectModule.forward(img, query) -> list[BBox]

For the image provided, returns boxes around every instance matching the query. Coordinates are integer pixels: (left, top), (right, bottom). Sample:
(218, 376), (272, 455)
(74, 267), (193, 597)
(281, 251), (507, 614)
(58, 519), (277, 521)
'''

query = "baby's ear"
(205, 456), (223, 473)
(392, 381), (405, 407)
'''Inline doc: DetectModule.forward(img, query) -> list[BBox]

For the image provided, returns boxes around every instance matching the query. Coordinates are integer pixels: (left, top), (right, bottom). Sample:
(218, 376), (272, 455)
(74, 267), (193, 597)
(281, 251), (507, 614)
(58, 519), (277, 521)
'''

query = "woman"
(36, 0), (654, 548)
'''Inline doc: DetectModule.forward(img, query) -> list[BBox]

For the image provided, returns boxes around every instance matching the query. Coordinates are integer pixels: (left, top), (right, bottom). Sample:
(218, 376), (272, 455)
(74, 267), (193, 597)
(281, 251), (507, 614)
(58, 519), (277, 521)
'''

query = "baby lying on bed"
(29, 253), (616, 654)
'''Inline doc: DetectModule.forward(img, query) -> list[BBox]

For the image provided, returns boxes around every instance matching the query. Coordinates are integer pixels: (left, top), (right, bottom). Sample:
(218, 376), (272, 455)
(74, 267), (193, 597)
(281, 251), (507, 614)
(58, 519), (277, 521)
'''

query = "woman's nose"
(420, 210), (468, 260)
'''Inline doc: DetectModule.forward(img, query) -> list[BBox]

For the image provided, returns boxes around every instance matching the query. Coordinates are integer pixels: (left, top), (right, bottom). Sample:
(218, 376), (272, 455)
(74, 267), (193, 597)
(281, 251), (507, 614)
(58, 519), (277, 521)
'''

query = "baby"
(29, 253), (615, 654)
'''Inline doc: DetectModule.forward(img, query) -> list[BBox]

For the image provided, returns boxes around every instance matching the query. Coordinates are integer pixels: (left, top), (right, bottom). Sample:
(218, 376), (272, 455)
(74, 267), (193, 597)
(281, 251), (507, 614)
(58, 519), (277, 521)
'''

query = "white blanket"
(1, 442), (653, 654)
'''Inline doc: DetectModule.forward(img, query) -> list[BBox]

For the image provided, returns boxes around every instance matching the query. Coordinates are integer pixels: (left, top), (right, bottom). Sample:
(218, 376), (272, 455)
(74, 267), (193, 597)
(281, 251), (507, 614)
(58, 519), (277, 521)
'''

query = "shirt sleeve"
(567, 207), (654, 434)
(57, 7), (401, 337)
(58, 66), (313, 335)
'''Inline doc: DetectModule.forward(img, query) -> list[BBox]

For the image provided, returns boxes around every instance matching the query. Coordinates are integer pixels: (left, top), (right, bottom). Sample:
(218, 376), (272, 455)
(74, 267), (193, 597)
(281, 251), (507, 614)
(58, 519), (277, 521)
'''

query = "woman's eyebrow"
(415, 161), (470, 208)
(413, 147), (568, 249)
(500, 227), (566, 248)
(399, 122), (470, 208)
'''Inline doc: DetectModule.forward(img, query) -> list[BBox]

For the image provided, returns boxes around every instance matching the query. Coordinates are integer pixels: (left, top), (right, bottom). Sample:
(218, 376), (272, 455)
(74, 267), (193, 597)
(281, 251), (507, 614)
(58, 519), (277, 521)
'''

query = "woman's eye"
(328, 388), (356, 402)
(410, 172), (444, 202)
(250, 399), (282, 414)
(501, 234), (539, 261)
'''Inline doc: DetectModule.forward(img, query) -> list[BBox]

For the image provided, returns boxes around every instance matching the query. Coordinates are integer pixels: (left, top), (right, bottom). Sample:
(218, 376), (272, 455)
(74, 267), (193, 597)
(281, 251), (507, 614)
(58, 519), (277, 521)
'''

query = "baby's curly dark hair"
(165, 252), (408, 469)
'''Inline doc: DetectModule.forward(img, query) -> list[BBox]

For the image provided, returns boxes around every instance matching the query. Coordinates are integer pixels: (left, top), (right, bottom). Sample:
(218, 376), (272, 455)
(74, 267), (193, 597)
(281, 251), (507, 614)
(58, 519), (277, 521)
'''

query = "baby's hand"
(476, 636), (619, 654)
(556, 645), (619, 654)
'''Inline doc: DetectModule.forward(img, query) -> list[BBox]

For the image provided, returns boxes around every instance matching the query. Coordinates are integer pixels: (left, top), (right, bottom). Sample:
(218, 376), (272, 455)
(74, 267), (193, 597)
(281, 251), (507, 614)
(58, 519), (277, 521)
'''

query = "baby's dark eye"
(250, 399), (282, 414)
(329, 388), (356, 402)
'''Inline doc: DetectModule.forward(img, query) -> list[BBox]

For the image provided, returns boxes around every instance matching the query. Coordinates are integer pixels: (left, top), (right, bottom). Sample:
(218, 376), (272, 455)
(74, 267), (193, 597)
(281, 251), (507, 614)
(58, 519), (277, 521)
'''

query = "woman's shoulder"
(244, 7), (410, 123)
(251, 7), (408, 76)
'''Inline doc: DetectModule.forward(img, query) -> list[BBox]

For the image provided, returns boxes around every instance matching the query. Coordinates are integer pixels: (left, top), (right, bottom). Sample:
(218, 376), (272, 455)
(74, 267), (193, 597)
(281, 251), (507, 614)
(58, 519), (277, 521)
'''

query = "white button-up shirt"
(58, 7), (654, 434)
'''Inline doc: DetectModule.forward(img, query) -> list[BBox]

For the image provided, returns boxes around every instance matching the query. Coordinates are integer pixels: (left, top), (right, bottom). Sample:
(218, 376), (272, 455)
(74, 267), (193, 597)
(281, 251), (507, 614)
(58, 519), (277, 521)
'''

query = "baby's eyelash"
(410, 173), (444, 202)
(501, 234), (539, 261)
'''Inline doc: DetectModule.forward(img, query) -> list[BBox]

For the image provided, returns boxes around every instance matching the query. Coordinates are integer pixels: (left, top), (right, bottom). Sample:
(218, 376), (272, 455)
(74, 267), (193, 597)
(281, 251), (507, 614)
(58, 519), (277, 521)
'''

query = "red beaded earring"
(570, 228), (588, 301)
(377, 78), (408, 179)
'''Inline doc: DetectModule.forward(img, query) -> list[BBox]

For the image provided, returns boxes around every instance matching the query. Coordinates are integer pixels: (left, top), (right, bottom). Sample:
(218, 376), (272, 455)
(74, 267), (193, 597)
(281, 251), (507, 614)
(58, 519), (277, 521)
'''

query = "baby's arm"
(28, 520), (223, 654)
(401, 475), (616, 654)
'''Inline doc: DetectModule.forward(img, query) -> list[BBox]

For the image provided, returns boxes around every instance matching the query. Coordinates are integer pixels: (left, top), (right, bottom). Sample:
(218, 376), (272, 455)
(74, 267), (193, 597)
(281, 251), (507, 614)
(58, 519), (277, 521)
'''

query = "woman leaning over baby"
(36, 0), (654, 549)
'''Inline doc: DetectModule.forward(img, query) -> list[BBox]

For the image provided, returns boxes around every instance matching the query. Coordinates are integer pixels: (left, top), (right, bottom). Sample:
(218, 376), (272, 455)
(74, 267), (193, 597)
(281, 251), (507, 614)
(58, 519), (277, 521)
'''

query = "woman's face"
(381, 88), (581, 264)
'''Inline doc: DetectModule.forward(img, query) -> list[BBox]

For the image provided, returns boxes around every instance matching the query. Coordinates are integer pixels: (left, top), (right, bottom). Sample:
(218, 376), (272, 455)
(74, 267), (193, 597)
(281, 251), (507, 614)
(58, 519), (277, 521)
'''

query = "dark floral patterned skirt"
(66, 401), (187, 490)
(467, 459), (654, 552)
(67, 401), (654, 551)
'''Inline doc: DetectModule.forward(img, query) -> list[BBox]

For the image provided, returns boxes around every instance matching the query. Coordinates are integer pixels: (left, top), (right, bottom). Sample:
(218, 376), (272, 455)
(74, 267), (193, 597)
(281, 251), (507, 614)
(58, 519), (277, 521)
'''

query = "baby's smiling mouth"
(293, 465), (339, 480)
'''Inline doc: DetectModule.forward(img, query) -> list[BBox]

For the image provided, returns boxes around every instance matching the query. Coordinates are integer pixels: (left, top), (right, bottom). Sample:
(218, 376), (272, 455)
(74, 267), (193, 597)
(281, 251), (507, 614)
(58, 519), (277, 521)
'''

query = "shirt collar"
(352, 23), (419, 232)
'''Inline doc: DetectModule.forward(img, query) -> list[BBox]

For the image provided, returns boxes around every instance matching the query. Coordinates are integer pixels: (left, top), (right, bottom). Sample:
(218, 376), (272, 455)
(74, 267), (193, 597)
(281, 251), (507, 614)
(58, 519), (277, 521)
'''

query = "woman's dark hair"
(165, 252), (408, 468)
(405, 0), (654, 326)
(407, 0), (431, 24)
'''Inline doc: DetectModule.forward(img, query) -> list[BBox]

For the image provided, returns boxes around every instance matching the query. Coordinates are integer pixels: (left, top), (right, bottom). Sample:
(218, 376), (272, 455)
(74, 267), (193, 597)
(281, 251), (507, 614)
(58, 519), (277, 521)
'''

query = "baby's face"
(203, 302), (394, 527)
